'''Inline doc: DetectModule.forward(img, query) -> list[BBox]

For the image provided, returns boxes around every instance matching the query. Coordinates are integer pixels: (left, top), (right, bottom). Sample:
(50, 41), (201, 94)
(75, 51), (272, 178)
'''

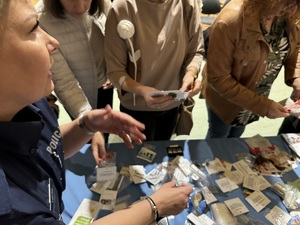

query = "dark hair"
(43, 0), (103, 19)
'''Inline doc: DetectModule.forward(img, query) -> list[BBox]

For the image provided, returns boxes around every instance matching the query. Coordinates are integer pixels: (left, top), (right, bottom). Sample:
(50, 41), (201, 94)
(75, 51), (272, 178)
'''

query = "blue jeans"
(206, 103), (245, 139)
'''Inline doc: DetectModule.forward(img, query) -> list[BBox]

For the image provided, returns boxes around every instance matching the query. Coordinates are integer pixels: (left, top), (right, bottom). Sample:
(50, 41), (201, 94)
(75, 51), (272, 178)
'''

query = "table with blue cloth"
(62, 136), (300, 224)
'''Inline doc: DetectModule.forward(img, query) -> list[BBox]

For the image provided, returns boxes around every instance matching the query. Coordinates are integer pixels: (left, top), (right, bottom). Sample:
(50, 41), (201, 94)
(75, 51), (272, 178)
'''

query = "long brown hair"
(243, 0), (300, 25)
(42, 0), (103, 19)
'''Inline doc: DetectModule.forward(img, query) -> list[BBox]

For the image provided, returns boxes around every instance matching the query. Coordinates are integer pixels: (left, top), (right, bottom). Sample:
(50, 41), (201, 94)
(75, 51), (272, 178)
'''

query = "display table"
(62, 136), (300, 224)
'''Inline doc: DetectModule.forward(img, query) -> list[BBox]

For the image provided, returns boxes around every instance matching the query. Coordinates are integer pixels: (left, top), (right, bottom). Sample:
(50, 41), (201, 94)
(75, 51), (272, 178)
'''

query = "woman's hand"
(180, 68), (201, 97)
(84, 105), (146, 147)
(266, 101), (290, 119)
(180, 78), (202, 97)
(141, 86), (174, 109)
(102, 79), (114, 90)
(91, 132), (106, 166)
(292, 78), (300, 100)
(149, 180), (193, 217)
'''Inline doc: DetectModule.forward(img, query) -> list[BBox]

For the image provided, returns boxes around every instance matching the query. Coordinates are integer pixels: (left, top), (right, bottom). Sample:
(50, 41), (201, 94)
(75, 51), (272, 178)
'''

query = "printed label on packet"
(69, 198), (101, 225)
(224, 197), (249, 216)
(215, 177), (239, 193)
(201, 186), (217, 204)
(137, 147), (157, 163)
(187, 213), (215, 225)
(245, 191), (270, 212)
(265, 205), (291, 225)
(96, 166), (117, 182)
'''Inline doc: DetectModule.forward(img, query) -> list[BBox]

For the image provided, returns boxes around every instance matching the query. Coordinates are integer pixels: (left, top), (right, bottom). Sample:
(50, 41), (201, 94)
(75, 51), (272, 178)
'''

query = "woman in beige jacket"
(201, 0), (300, 138)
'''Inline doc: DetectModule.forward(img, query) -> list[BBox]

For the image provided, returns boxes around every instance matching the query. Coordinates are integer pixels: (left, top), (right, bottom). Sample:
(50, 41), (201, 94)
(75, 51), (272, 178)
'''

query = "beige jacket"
(105, 0), (204, 111)
(201, 0), (300, 124)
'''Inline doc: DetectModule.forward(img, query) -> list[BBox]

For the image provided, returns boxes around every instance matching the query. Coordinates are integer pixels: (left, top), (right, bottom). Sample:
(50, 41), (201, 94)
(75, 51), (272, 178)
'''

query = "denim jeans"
(205, 103), (245, 139)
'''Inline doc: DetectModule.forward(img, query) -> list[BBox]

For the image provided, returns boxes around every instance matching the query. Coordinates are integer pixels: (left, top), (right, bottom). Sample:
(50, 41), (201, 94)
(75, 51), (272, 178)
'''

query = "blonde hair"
(0, 0), (9, 42)
(0, 0), (9, 17)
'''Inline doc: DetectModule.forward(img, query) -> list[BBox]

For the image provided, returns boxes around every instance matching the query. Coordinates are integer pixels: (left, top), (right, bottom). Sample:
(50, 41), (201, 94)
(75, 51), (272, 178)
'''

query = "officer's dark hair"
(43, 0), (103, 19)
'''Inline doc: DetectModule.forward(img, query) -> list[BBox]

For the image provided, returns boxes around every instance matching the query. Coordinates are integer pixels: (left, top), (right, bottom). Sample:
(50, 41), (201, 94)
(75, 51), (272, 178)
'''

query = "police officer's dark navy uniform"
(0, 99), (65, 225)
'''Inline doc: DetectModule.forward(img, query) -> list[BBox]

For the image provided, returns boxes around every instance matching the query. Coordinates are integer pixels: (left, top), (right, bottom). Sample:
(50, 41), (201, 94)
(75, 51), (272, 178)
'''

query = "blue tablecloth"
(62, 136), (300, 224)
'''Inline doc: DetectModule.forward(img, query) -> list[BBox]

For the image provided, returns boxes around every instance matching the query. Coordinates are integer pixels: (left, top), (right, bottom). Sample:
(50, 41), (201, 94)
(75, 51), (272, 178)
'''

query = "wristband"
(78, 114), (96, 135)
(146, 196), (159, 222)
